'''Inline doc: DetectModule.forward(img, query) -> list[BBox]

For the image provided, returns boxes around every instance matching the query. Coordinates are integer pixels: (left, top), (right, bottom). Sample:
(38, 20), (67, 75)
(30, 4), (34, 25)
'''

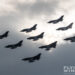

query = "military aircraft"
(22, 53), (41, 63)
(64, 36), (75, 42)
(56, 22), (73, 31)
(0, 31), (9, 39)
(21, 24), (37, 33)
(39, 41), (57, 51)
(27, 32), (44, 41)
(48, 15), (64, 24)
(5, 40), (23, 49)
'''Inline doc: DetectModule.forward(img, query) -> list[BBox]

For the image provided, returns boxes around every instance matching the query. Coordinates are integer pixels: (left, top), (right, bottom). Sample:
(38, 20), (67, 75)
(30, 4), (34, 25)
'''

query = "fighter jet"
(39, 41), (57, 51)
(64, 36), (75, 42)
(56, 22), (73, 31)
(5, 40), (23, 49)
(0, 31), (9, 39)
(27, 32), (44, 41)
(48, 15), (64, 24)
(21, 24), (37, 33)
(22, 53), (41, 63)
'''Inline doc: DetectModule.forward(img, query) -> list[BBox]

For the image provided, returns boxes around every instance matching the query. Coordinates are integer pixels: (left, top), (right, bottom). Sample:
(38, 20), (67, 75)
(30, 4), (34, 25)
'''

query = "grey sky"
(0, 0), (75, 75)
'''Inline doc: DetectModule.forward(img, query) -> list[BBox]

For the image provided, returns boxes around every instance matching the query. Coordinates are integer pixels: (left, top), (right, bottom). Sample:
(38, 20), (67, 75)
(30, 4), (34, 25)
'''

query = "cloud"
(0, 0), (16, 16)
(0, 0), (75, 75)
(0, 0), (59, 17)
(14, 0), (59, 18)
(0, 0), (75, 45)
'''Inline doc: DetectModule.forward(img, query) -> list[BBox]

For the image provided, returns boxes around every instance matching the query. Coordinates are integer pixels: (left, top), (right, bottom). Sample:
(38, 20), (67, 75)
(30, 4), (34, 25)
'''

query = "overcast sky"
(0, 0), (75, 75)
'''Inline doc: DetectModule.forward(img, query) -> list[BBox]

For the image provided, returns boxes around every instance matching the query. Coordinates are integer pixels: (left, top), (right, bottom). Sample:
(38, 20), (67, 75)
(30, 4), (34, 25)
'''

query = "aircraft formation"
(0, 15), (75, 63)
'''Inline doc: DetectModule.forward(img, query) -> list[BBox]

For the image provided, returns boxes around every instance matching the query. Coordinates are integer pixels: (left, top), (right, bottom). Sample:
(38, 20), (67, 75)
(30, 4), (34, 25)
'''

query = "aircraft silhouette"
(39, 41), (57, 51)
(64, 36), (75, 42)
(56, 22), (73, 31)
(27, 32), (44, 41)
(0, 31), (9, 39)
(22, 53), (41, 63)
(21, 24), (37, 33)
(48, 15), (64, 24)
(5, 40), (23, 49)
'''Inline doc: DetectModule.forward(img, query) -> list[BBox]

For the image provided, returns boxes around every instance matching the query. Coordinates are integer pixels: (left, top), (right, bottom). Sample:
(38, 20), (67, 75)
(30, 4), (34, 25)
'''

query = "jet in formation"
(22, 53), (41, 63)
(5, 40), (23, 49)
(48, 15), (64, 24)
(64, 36), (75, 42)
(56, 22), (73, 31)
(27, 32), (44, 41)
(0, 31), (9, 39)
(21, 24), (37, 33)
(39, 41), (57, 51)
